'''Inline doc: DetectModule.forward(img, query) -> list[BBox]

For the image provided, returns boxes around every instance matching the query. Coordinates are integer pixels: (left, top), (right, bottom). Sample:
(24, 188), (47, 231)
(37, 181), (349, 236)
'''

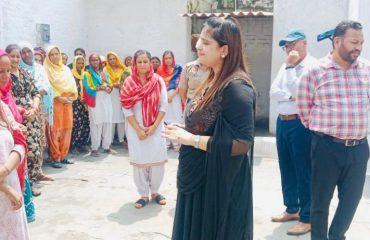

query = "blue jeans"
(276, 117), (312, 223)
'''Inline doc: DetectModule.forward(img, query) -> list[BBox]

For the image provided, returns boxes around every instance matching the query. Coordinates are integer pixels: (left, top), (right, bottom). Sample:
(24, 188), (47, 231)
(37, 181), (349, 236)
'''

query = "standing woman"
(0, 50), (29, 240)
(163, 17), (255, 240)
(104, 51), (126, 144)
(18, 42), (53, 173)
(7, 44), (51, 197)
(44, 46), (78, 168)
(122, 56), (132, 81)
(2, 47), (36, 222)
(157, 51), (182, 151)
(83, 54), (113, 157)
(120, 50), (168, 209)
(70, 56), (90, 154)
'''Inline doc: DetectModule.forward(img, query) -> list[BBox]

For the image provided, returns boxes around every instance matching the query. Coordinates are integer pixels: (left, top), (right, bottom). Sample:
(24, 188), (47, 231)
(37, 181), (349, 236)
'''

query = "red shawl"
(120, 64), (162, 127)
(0, 101), (27, 192)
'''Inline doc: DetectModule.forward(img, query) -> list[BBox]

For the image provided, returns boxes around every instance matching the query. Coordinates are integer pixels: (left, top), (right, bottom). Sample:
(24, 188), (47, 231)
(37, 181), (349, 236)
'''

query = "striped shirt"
(297, 54), (370, 139)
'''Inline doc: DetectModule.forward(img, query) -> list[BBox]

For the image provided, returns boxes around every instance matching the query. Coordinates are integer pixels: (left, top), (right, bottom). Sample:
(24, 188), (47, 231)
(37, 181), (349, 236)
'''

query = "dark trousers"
(310, 133), (369, 240)
(276, 117), (312, 223)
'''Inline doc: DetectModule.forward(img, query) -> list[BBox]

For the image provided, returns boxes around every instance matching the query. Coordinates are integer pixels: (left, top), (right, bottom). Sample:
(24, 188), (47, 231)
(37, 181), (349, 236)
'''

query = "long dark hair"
(196, 17), (253, 110)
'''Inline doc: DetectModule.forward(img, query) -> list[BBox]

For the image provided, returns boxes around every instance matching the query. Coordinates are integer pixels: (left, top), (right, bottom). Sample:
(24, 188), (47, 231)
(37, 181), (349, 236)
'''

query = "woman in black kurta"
(71, 56), (90, 153)
(164, 17), (255, 240)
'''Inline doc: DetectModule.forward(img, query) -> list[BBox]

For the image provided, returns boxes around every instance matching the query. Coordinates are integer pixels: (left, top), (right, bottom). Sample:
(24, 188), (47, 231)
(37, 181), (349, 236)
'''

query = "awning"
(181, 11), (273, 18)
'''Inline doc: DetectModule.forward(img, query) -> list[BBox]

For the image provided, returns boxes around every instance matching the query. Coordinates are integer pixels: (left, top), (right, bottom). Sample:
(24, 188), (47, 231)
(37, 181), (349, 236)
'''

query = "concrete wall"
(269, 0), (361, 133)
(0, 0), (191, 65)
(0, 0), (87, 60)
(242, 17), (273, 126)
(86, 0), (191, 65)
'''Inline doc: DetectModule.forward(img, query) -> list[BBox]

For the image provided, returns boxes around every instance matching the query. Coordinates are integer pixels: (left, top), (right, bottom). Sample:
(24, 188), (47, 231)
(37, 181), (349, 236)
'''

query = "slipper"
(91, 150), (100, 157)
(153, 194), (166, 205)
(50, 162), (63, 168)
(61, 158), (74, 164)
(134, 198), (149, 209)
(31, 187), (41, 197)
(103, 148), (117, 155)
(37, 174), (55, 181)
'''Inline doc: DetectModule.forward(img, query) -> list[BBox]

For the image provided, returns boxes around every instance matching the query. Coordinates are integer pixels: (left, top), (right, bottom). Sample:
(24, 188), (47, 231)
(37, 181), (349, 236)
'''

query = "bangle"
(153, 122), (158, 128)
(2, 165), (10, 175)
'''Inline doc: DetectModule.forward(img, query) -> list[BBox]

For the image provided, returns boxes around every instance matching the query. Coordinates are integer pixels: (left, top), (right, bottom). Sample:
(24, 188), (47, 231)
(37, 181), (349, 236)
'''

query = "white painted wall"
(269, 0), (370, 133)
(86, 0), (191, 65)
(0, 0), (87, 60)
(0, 0), (191, 65)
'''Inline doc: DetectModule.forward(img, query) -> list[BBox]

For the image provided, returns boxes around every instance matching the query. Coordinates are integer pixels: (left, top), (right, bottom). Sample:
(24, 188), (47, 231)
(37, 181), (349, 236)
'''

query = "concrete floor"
(28, 143), (370, 240)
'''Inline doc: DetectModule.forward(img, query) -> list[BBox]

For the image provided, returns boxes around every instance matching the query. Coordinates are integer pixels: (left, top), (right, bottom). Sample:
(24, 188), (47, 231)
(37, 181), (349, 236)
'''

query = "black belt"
(313, 131), (367, 147)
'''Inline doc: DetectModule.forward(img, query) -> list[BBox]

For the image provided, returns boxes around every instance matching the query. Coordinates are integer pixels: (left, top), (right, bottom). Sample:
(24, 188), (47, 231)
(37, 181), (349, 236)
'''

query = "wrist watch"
(193, 135), (201, 149)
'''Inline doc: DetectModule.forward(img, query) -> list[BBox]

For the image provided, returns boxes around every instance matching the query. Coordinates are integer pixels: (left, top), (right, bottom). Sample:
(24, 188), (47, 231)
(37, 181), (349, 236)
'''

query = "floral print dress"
(71, 77), (90, 148)
(11, 69), (43, 183)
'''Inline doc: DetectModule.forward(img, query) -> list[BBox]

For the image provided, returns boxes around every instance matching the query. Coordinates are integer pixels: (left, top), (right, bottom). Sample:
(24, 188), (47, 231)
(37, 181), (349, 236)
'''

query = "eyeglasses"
(282, 41), (298, 51)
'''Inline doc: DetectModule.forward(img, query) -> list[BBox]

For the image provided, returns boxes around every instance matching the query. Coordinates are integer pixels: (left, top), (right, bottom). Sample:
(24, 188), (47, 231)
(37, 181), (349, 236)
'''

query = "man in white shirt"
(270, 29), (317, 236)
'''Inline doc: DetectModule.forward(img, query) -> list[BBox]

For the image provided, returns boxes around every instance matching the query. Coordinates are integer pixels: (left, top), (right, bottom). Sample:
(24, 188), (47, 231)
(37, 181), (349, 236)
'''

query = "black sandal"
(134, 198), (149, 209)
(153, 194), (166, 205)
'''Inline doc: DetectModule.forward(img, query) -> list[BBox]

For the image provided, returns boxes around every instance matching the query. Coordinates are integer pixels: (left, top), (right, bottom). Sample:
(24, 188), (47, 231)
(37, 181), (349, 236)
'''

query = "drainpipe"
(348, 0), (359, 20)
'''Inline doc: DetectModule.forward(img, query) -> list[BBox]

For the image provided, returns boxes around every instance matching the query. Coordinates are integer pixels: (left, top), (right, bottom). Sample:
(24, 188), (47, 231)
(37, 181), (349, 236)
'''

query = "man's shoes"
(103, 148), (117, 155)
(287, 222), (311, 235)
(271, 211), (299, 222)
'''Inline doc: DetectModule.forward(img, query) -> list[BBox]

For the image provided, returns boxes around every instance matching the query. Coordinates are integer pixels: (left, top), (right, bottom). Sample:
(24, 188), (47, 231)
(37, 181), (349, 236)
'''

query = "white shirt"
(270, 54), (317, 115)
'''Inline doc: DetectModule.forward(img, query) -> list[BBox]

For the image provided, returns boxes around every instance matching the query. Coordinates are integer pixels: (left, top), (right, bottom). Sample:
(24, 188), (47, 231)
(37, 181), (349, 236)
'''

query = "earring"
(221, 54), (225, 58)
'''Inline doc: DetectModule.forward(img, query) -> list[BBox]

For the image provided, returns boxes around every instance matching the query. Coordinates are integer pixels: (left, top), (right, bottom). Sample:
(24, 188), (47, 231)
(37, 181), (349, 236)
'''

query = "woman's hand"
(163, 124), (194, 146)
(23, 109), (36, 121)
(145, 124), (157, 136)
(3, 184), (23, 210)
(136, 128), (148, 141)
(19, 124), (27, 136)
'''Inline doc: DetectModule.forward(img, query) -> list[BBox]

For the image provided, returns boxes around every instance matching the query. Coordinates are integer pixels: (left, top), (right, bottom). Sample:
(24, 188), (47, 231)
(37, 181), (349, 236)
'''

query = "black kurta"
(172, 79), (255, 240)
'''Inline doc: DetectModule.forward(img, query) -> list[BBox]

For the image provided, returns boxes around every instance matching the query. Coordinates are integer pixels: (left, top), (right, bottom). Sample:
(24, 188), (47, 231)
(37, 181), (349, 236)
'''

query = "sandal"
(61, 158), (74, 164)
(37, 174), (55, 181)
(50, 162), (63, 168)
(134, 198), (149, 209)
(91, 150), (100, 157)
(31, 186), (41, 197)
(152, 194), (166, 205)
(103, 148), (117, 155)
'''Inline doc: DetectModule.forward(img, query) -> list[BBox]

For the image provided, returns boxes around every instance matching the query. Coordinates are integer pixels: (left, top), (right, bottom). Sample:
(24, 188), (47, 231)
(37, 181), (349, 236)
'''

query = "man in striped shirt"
(297, 20), (369, 240)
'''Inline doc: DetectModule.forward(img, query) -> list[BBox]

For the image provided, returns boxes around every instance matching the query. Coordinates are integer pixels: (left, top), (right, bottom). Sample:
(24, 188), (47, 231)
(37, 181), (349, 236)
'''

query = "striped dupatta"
(82, 66), (111, 108)
(120, 64), (162, 127)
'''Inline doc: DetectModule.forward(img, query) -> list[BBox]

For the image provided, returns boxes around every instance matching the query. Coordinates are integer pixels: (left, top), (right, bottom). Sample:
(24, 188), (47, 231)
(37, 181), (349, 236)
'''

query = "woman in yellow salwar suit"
(44, 46), (78, 168)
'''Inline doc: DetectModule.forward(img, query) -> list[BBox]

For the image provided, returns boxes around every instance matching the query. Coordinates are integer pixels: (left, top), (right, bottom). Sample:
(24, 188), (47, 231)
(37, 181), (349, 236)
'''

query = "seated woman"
(120, 50), (168, 209)
(0, 49), (29, 239)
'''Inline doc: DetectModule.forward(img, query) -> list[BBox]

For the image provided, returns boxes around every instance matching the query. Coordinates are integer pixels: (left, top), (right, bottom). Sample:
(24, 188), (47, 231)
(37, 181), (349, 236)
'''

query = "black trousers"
(310, 132), (369, 240)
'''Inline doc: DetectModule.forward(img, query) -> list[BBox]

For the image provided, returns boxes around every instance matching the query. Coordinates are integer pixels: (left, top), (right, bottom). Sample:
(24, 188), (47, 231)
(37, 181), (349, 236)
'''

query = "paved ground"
(29, 142), (370, 240)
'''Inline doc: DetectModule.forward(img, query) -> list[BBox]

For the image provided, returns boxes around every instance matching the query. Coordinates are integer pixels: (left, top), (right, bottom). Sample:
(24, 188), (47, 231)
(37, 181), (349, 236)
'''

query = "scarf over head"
(44, 46), (77, 99)
(72, 55), (85, 98)
(104, 51), (126, 85)
(83, 54), (112, 108)
(120, 60), (162, 127)
(0, 49), (22, 123)
(156, 55), (182, 91)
